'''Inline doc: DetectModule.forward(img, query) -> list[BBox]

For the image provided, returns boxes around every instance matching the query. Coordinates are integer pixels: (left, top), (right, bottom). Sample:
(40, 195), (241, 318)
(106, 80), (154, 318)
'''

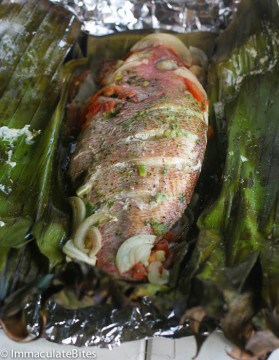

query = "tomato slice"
(102, 84), (136, 99)
(162, 231), (175, 242)
(80, 84), (136, 125)
(184, 78), (206, 103)
(154, 239), (169, 253)
(131, 262), (147, 280)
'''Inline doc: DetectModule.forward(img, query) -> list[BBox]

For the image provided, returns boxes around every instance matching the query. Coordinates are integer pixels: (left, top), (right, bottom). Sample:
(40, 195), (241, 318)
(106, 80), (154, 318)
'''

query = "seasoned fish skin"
(69, 36), (208, 279)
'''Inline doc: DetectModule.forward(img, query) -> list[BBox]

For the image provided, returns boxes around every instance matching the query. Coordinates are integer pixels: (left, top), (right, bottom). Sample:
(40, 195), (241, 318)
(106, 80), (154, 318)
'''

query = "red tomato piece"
(131, 262), (147, 280)
(184, 78), (206, 103)
(154, 239), (169, 253)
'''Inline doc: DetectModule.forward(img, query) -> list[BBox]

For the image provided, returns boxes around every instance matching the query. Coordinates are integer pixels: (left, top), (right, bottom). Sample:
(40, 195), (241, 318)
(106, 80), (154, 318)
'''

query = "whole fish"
(63, 34), (208, 283)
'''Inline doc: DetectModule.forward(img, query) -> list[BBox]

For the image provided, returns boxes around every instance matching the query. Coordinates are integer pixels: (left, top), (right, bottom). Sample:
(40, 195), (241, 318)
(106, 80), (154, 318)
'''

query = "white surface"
(0, 330), (278, 359)
(146, 332), (232, 360)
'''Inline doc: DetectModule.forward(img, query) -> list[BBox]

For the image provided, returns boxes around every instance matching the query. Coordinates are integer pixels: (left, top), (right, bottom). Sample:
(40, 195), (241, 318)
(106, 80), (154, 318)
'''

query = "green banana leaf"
(182, 0), (279, 354)
(0, 0), (80, 258)
(0, 0), (80, 325)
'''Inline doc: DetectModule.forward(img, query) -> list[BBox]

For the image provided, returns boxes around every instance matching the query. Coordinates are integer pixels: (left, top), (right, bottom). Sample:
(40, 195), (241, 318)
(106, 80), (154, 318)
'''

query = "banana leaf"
(0, 0), (80, 337)
(0, 0), (80, 257)
(181, 0), (279, 355)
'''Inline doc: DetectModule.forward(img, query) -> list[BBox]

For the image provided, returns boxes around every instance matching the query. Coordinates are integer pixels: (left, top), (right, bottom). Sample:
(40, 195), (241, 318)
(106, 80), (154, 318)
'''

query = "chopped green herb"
(150, 221), (168, 236)
(94, 221), (100, 228)
(115, 229), (122, 236)
(107, 200), (115, 209)
(104, 108), (117, 118)
(122, 115), (138, 130)
(162, 166), (169, 175)
(165, 121), (190, 138)
(154, 192), (168, 204)
(140, 51), (152, 57)
(86, 202), (100, 216)
(139, 110), (148, 117)
(138, 164), (147, 177)
(178, 193), (186, 203)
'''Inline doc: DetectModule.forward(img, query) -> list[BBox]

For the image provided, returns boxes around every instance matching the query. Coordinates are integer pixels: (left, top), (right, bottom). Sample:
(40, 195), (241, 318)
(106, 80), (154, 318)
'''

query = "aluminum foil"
(51, 0), (240, 35)
(43, 298), (191, 348)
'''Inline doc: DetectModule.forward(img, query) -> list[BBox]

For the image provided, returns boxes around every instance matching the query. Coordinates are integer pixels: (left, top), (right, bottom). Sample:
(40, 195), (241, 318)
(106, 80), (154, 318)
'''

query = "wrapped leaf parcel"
(0, 0), (278, 357)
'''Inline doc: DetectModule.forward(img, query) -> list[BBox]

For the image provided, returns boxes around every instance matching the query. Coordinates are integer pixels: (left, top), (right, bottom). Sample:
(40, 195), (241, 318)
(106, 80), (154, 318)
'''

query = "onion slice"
(131, 33), (192, 67)
(116, 234), (157, 274)
(189, 46), (208, 69)
(73, 213), (117, 253)
(147, 261), (169, 285)
(104, 60), (142, 85)
(62, 239), (97, 266)
(63, 212), (117, 266)
(173, 67), (207, 103)
(155, 59), (179, 71)
(68, 196), (86, 233)
(84, 226), (102, 257)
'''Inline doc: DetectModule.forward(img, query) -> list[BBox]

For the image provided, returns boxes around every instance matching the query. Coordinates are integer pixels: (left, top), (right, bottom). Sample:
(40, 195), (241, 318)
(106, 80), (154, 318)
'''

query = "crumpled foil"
(51, 0), (240, 35)
(42, 298), (191, 348)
